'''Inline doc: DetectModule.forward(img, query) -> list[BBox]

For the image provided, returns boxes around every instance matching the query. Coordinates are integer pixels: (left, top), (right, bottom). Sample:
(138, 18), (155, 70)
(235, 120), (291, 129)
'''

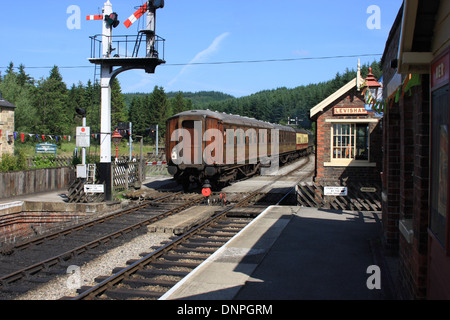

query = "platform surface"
(161, 206), (389, 300)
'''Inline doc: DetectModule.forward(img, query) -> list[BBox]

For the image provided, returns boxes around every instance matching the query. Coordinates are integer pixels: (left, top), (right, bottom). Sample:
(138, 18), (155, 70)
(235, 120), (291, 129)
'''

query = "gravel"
(15, 232), (171, 300)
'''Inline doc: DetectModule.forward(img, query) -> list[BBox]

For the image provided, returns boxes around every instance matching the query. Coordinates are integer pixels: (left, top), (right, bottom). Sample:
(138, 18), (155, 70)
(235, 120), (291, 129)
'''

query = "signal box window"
(332, 123), (369, 161)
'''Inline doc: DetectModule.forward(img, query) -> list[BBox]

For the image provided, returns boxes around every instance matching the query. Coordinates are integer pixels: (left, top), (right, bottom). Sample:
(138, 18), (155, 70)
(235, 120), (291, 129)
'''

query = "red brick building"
(310, 64), (383, 188)
(381, 0), (450, 299)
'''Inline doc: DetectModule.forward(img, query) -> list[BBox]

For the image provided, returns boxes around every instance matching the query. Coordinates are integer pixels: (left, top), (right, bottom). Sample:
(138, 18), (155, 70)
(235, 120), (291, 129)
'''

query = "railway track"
(68, 156), (313, 300)
(0, 191), (204, 299)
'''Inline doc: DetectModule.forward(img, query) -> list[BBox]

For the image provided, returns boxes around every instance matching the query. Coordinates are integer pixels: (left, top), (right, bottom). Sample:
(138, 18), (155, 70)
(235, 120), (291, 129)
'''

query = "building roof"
(397, 0), (441, 74)
(0, 98), (16, 109)
(309, 78), (358, 119)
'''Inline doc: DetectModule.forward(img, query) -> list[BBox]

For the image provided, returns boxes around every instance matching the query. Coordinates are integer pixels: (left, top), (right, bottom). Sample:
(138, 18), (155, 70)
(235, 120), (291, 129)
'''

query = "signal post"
(87, 0), (165, 201)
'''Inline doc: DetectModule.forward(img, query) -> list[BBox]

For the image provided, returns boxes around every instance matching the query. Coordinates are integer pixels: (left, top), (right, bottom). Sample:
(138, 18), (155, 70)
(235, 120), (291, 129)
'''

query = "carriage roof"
(169, 110), (297, 132)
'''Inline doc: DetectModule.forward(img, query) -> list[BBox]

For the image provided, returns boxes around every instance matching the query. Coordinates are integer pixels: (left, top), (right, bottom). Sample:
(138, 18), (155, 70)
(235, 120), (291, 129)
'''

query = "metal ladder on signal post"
(87, 163), (96, 184)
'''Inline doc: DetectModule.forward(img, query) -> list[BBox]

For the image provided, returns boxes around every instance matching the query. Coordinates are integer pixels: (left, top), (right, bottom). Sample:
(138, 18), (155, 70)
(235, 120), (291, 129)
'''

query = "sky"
(0, 0), (403, 98)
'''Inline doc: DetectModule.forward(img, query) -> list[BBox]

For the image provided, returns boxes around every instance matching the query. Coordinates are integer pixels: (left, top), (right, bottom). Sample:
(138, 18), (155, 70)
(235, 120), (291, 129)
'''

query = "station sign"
(333, 107), (368, 115)
(35, 143), (57, 156)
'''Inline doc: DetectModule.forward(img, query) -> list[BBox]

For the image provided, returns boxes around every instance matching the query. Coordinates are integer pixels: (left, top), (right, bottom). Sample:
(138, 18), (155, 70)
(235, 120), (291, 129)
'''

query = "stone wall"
(0, 107), (15, 157)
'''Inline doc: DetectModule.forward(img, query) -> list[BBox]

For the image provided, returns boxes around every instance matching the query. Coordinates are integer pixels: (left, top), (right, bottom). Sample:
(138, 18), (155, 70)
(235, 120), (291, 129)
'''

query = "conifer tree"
(111, 78), (128, 127)
(148, 86), (169, 139)
(33, 66), (70, 135)
(170, 91), (188, 115)
(0, 62), (37, 132)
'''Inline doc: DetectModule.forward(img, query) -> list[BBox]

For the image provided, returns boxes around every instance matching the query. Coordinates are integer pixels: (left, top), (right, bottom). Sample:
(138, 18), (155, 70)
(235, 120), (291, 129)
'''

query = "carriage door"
(181, 119), (203, 165)
(205, 117), (223, 165)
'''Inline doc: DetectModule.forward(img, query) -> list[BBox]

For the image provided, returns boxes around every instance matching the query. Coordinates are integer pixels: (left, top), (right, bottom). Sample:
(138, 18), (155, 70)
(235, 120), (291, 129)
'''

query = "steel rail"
(1, 192), (183, 254)
(0, 193), (201, 287)
(72, 191), (261, 299)
(72, 156), (313, 300)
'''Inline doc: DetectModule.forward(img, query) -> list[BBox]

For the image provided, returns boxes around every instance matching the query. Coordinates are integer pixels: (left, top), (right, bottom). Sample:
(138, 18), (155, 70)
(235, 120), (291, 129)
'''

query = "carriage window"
(227, 130), (234, 145)
(182, 120), (194, 129)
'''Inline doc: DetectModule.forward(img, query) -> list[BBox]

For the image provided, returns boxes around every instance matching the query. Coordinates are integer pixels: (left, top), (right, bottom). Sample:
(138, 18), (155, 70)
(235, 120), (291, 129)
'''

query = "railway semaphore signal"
(124, 1), (165, 59)
(83, 0), (166, 202)
(124, 0), (165, 28)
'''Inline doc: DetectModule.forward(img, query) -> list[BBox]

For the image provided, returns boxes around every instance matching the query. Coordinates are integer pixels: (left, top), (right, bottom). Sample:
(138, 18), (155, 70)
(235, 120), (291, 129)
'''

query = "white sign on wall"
(84, 184), (104, 194)
(324, 186), (348, 196)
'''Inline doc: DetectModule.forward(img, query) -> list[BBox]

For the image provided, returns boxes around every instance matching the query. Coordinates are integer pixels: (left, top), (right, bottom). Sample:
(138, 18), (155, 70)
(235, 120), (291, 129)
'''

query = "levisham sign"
(333, 107), (368, 115)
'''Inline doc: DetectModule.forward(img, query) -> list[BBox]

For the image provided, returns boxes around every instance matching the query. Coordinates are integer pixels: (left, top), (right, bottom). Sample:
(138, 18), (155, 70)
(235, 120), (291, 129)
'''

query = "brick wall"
(397, 77), (430, 300)
(0, 201), (123, 248)
(382, 99), (401, 253)
(382, 64), (431, 298)
(381, 15), (402, 254)
(0, 211), (84, 246)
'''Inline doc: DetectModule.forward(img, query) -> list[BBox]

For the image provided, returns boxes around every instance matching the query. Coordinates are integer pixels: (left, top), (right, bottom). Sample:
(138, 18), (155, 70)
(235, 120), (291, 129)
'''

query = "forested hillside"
(200, 61), (382, 128)
(0, 60), (381, 143)
(124, 91), (234, 110)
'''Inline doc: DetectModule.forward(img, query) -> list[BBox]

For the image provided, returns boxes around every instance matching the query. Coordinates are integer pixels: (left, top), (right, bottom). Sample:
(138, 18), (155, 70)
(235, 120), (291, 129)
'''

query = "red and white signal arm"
(124, 0), (164, 28)
(86, 15), (103, 21)
(124, 3), (148, 28)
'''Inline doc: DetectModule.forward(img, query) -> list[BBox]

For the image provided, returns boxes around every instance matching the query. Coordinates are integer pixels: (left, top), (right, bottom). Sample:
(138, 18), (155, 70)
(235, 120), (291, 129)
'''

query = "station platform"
(161, 206), (396, 300)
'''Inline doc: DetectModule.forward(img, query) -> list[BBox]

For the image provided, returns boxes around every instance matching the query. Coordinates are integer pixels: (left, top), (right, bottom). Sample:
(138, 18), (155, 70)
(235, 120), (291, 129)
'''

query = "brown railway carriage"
(166, 110), (313, 190)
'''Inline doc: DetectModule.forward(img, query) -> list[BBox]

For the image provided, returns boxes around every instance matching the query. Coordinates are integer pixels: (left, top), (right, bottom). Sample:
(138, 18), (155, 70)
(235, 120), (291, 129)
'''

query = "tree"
(128, 96), (147, 137)
(0, 62), (21, 104)
(85, 79), (101, 134)
(0, 63), (37, 133)
(111, 78), (128, 126)
(146, 86), (169, 141)
(33, 66), (70, 135)
(5, 62), (14, 76)
(170, 91), (189, 115)
(17, 64), (34, 87)
(14, 86), (36, 133)
(69, 81), (92, 128)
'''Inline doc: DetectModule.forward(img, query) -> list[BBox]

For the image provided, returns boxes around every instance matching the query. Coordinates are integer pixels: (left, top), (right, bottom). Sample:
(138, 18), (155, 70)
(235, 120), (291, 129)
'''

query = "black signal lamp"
(75, 107), (87, 117)
(149, 0), (165, 9)
(105, 12), (120, 28)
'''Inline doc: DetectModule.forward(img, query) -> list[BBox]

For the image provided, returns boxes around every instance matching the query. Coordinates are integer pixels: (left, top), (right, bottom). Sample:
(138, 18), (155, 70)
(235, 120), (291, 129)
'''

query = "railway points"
(63, 155), (318, 300)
